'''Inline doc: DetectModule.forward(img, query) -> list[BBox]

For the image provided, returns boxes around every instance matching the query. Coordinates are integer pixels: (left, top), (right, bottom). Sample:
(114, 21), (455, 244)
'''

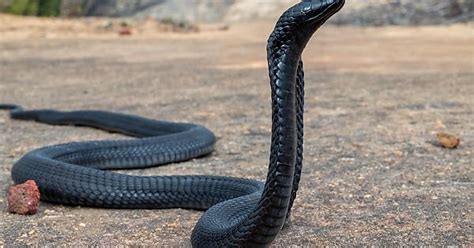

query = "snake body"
(1, 1), (344, 246)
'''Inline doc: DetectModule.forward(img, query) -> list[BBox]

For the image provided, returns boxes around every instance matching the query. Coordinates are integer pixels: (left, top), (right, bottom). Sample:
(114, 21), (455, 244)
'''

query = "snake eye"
(302, 5), (311, 13)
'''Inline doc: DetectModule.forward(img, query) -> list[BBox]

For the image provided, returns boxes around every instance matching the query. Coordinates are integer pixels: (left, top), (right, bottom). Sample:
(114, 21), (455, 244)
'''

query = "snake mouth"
(303, 0), (345, 25)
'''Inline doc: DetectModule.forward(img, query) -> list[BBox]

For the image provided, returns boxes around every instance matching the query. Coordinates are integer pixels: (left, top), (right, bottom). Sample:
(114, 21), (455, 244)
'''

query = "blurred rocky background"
(0, 0), (472, 25)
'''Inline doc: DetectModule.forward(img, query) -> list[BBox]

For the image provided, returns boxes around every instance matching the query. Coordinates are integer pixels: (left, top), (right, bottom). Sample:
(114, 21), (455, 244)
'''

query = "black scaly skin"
(0, 1), (344, 246)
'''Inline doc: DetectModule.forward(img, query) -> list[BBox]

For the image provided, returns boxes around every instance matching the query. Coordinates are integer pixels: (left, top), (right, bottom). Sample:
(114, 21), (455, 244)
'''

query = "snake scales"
(1, 1), (344, 246)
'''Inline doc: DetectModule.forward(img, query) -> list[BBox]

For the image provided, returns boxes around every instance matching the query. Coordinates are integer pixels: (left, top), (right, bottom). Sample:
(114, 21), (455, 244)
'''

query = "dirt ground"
(0, 16), (472, 246)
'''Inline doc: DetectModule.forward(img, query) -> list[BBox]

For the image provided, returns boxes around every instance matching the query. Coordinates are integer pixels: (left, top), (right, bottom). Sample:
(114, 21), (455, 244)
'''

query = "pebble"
(8, 180), (40, 215)
(436, 132), (460, 149)
(44, 209), (56, 214)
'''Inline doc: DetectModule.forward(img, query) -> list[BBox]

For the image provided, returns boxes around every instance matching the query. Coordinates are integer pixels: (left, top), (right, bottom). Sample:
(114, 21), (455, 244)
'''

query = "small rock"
(119, 22), (132, 36)
(436, 132), (460, 149)
(166, 222), (179, 229)
(8, 180), (40, 215)
(44, 209), (55, 214)
(119, 28), (132, 36)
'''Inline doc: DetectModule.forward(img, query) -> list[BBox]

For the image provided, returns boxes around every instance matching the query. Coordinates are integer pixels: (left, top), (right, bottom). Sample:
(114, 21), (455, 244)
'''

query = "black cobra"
(1, 1), (344, 246)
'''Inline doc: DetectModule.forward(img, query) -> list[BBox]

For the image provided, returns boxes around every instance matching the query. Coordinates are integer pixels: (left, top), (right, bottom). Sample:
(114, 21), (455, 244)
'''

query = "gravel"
(0, 21), (472, 246)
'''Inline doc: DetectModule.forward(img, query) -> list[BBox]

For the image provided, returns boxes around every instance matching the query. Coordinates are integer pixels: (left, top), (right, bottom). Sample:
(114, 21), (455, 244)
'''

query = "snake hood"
(269, 0), (345, 52)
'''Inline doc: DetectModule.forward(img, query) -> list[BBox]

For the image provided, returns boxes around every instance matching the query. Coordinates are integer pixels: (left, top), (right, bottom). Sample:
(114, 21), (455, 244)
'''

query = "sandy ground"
(0, 16), (473, 246)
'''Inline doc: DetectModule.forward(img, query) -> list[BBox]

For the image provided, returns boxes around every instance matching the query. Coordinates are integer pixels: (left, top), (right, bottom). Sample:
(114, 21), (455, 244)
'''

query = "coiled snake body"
(1, 1), (344, 246)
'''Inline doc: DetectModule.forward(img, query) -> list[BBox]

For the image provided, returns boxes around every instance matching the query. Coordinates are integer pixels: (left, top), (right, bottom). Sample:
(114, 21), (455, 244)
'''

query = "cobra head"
(295, 0), (345, 46)
(269, 0), (345, 51)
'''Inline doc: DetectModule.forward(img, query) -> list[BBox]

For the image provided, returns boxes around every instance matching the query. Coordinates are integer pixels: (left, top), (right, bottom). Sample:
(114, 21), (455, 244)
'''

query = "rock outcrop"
(55, 0), (473, 25)
(1, 0), (473, 25)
